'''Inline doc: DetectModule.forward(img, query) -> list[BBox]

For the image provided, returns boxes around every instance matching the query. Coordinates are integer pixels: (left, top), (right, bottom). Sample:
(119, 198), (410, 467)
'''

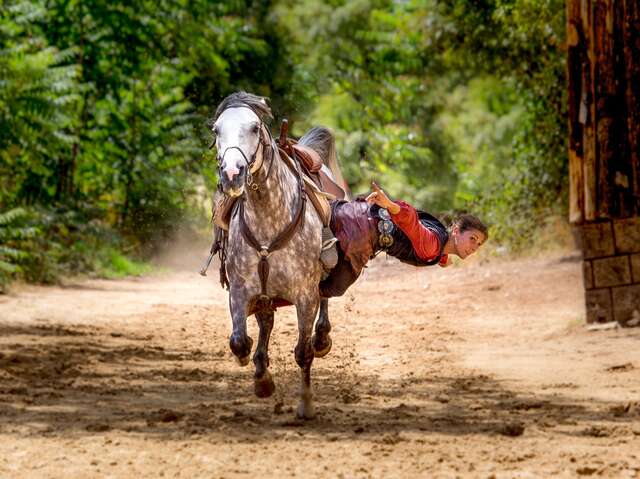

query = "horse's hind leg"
(228, 288), (253, 366)
(312, 298), (332, 358)
(294, 294), (320, 419)
(253, 310), (276, 398)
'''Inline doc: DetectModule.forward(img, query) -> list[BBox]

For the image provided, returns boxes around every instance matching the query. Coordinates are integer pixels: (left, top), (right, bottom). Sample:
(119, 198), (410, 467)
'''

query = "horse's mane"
(214, 91), (274, 123)
(299, 127), (351, 200)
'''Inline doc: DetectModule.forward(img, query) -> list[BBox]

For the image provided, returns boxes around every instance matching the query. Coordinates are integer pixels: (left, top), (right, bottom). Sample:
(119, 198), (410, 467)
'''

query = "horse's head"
(212, 94), (273, 198)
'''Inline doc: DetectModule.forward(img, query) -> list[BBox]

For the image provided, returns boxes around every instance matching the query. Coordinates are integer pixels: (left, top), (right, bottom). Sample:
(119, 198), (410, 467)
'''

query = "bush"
(0, 205), (155, 291)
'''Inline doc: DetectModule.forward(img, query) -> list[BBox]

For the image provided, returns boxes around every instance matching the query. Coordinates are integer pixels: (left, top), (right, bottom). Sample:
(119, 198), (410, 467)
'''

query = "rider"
(319, 182), (488, 298)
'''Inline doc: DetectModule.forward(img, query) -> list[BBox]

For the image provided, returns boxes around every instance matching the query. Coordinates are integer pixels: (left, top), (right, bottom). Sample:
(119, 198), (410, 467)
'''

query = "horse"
(211, 92), (344, 419)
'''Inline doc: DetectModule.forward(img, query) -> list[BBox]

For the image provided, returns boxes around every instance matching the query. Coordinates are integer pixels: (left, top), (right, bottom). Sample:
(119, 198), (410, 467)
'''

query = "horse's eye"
(252, 123), (260, 134)
(212, 126), (219, 136)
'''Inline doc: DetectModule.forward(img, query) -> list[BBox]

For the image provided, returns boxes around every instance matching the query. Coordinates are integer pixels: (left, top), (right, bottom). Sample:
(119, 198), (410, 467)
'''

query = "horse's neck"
(242, 144), (299, 239)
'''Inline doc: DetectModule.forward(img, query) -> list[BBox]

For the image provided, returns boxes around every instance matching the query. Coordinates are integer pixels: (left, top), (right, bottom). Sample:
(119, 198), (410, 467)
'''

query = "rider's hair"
(450, 214), (488, 240)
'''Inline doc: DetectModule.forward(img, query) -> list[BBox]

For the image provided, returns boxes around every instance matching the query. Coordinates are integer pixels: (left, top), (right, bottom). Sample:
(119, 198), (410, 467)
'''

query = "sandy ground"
(0, 250), (639, 478)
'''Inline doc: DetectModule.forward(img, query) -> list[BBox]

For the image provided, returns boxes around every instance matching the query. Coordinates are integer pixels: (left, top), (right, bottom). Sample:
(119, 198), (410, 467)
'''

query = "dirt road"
(1, 251), (639, 478)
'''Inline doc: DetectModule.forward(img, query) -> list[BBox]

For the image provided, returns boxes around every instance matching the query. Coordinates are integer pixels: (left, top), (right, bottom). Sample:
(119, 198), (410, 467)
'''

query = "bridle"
(212, 114), (276, 192)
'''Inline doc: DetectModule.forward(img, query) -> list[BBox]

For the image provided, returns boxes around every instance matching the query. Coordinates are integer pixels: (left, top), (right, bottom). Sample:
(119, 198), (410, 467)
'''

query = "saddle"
(213, 120), (347, 230)
(287, 143), (347, 201)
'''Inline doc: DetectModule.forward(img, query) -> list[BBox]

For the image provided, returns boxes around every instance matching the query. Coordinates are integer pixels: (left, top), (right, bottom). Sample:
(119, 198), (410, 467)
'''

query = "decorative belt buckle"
(378, 233), (394, 248)
(378, 220), (394, 234)
(377, 208), (395, 248)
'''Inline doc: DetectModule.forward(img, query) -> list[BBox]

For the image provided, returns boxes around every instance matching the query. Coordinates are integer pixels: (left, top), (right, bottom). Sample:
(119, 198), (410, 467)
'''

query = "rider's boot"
(320, 226), (338, 279)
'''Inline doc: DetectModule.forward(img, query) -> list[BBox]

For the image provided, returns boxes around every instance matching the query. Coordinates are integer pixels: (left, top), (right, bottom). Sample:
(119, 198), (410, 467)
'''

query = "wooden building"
(567, 0), (640, 325)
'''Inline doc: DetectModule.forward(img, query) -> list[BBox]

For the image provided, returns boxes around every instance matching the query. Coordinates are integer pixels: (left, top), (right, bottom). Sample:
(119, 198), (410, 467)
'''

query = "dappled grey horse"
(212, 92), (340, 419)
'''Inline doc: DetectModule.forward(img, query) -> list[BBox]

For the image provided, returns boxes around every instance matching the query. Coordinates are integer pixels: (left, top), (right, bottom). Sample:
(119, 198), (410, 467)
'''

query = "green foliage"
(95, 249), (153, 279)
(0, 208), (34, 291)
(0, 205), (155, 291)
(0, 0), (302, 288)
(276, 0), (568, 249)
(278, 0), (458, 208)
(0, 1), (80, 205)
(1, 0), (570, 289)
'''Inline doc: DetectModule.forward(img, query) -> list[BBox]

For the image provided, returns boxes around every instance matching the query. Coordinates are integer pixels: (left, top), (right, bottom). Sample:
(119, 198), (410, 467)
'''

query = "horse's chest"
(227, 222), (321, 289)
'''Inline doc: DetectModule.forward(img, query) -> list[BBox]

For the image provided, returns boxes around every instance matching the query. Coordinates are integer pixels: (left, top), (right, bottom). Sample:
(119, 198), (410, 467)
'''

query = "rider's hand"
(366, 182), (400, 214)
(438, 256), (452, 268)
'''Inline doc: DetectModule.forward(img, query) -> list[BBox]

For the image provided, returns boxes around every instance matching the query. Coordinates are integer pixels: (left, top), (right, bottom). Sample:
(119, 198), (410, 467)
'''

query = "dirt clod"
(155, 409), (184, 423)
(576, 466), (598, 476)
(86, 423), (110, 432)
(498, 422), (525, 437)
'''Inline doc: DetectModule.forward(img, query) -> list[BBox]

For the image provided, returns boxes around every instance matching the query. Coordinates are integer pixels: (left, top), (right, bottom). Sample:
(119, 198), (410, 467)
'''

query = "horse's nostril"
(226, 165), (240, 181)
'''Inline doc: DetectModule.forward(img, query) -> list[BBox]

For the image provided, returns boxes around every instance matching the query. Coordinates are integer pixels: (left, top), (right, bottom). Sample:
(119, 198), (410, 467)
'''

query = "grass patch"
(96, 249), (154, 279)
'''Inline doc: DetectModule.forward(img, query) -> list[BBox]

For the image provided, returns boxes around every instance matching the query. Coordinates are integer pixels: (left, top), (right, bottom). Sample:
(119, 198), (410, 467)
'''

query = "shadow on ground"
(0, 322), (636, 443)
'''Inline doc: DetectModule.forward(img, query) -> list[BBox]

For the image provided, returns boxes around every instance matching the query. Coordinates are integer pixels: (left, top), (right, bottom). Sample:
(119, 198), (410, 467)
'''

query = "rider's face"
(453, 227), (486, 259)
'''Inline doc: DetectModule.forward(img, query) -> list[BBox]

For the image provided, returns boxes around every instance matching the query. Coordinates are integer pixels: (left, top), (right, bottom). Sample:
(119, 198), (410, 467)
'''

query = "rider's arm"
(389, 201), (447, 264)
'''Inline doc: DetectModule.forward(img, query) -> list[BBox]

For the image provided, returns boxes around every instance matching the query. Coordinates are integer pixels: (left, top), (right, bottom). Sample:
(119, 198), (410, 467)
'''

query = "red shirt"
(388, 201), (449, 266)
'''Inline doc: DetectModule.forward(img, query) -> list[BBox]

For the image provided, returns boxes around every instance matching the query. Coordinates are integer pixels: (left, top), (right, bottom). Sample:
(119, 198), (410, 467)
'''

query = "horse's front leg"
(312, 298), (332, 358)
(228, 286), (253, 366)
(294, 293), (320, 419)
(253, 310), (276, 398)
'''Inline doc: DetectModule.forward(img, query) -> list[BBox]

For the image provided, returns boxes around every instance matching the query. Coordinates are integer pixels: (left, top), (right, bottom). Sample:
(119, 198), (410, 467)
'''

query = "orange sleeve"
(388, 201), (442, 261)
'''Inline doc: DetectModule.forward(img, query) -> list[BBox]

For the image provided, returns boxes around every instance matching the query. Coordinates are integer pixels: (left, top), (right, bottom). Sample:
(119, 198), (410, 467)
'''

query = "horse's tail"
(298, 126), (351, 200)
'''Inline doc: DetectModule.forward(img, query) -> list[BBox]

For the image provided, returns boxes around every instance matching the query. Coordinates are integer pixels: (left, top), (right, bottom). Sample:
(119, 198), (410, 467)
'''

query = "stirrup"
(320, 227), (338, 272)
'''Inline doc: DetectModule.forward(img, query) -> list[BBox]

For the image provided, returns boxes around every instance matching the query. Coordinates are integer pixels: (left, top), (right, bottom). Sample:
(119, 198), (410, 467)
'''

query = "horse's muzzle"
(219, 165), (246, 197)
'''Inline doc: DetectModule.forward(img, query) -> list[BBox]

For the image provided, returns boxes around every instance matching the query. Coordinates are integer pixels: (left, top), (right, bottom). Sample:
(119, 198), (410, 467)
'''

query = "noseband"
(215, 121), (275, 192)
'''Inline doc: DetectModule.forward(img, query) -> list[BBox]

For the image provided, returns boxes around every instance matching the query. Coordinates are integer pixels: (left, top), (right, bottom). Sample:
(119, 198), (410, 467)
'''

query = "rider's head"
(448, 214), (488, 259)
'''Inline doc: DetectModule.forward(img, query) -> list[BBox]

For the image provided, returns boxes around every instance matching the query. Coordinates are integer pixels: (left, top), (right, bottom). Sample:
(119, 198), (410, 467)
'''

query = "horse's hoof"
(230, 335), (253, 365)
(312, 334), (332, 358)
(236, 354), (251, 367)
(254, 372), (276, 398)
(296, 401), (316, 420)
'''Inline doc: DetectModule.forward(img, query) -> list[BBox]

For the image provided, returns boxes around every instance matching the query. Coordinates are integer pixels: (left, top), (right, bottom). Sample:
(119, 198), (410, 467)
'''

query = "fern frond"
(0, 245), (27, 260)
(0, 260), (20, 274)
(0, 207), (26, 225)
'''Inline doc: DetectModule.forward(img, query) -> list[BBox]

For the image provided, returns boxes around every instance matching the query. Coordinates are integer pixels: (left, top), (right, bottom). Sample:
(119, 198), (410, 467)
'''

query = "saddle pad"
(303, 176), (333, 227)
(213, 192), (237, 231)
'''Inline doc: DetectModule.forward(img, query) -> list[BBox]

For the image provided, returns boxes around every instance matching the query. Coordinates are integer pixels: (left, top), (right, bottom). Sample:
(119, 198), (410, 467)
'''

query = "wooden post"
(568, 0), (640, 326)
(582, 0), (598, 221)
(623, 0), (640, 217)
(567, 0), (585, 223)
